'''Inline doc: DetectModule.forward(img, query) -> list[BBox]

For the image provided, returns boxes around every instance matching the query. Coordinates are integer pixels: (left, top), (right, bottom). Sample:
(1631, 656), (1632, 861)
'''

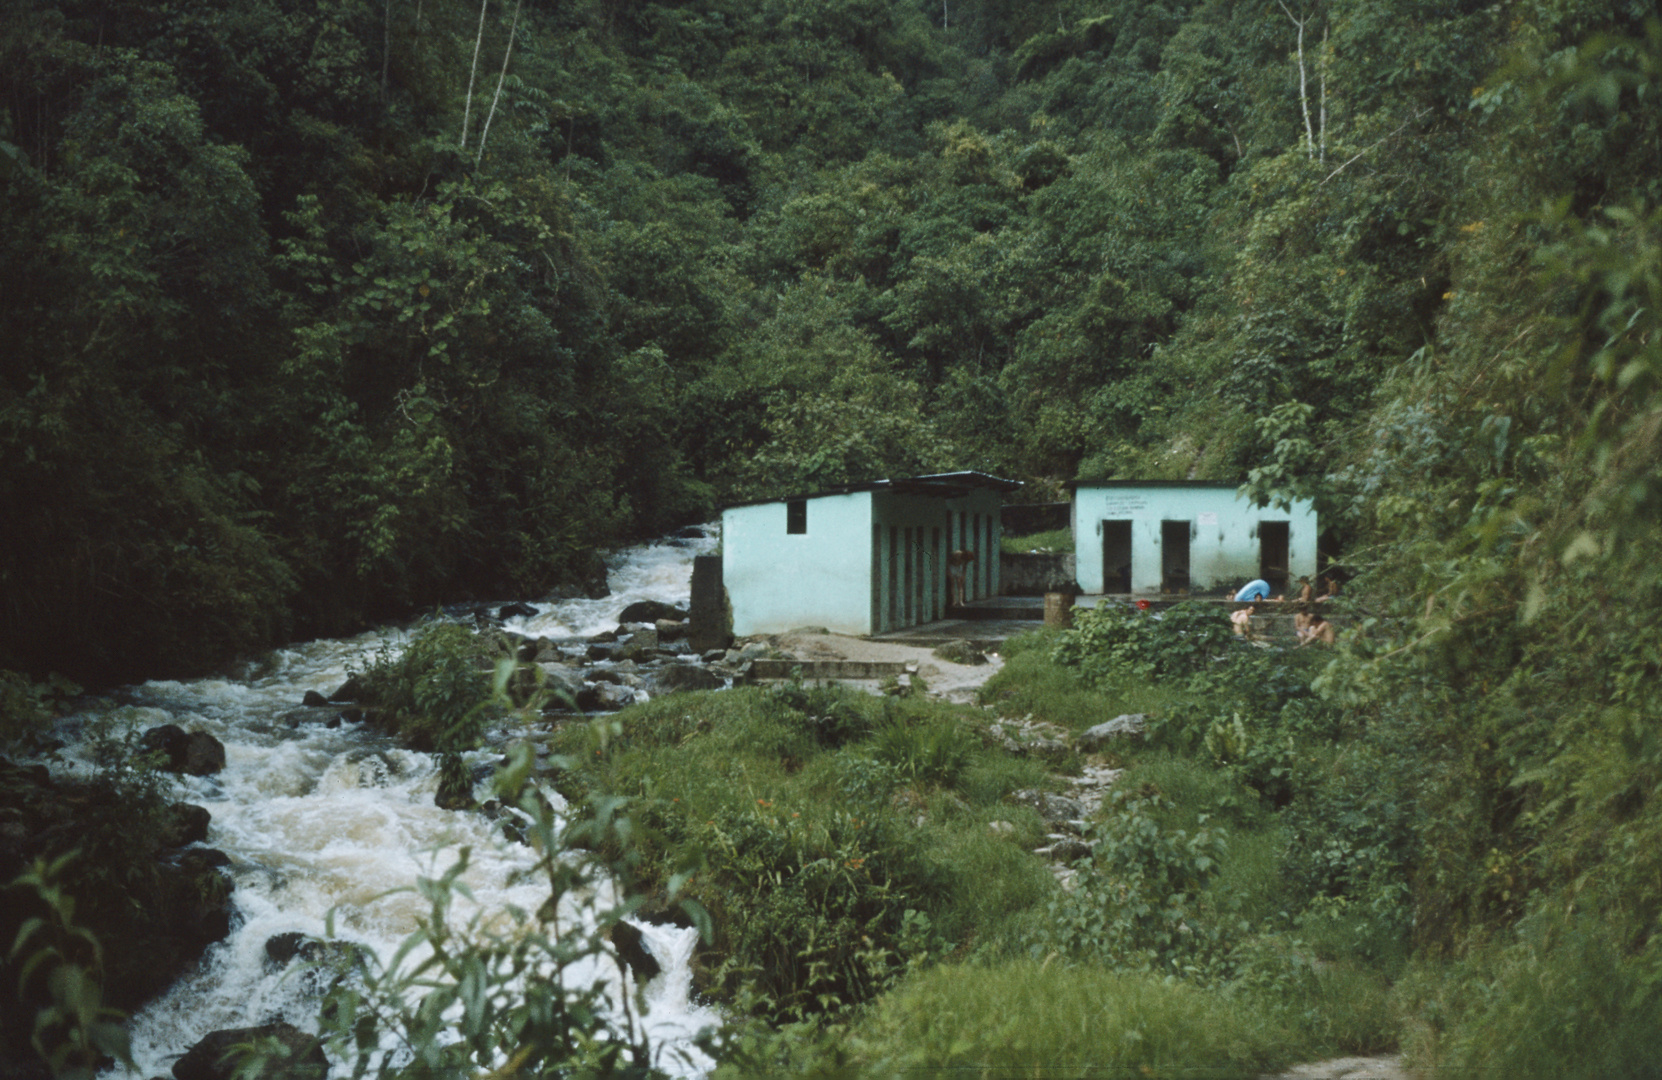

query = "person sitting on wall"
(948, 549), (976, 608)
(1293, 606), (1314, 644)
(1318, 575), (1341, 602)
(1298, 611), (1337, 647)
(1234, 579), (1273, 602)
(1294, 576), (1315, 604)
(1231, 602), (1258, 639)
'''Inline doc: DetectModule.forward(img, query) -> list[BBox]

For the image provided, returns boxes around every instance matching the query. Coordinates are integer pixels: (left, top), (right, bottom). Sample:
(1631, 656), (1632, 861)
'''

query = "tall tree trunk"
(1279, 2), (1314, 160)
(1318, 23), (1329, 164)
(476, 0), (523, 166)
(459, 0), (490, 150)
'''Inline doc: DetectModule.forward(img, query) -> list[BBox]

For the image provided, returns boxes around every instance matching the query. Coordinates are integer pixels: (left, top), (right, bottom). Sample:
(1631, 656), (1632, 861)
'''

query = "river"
(45, 531), (723, 1079)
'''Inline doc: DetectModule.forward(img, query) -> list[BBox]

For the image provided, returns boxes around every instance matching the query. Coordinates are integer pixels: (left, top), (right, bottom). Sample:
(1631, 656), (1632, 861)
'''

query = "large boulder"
(618, 600), (687, 625)
(173, 1023), (327, 1080)
(140, 725), (226, 776)
(159, 803), (212, 847)
(609, 921), (662, 983)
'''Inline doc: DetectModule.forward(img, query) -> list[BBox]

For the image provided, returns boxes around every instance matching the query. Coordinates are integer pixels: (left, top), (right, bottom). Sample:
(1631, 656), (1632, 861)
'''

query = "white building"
(1070, 481), (1318, 595)
(721, 472), (1021, 636)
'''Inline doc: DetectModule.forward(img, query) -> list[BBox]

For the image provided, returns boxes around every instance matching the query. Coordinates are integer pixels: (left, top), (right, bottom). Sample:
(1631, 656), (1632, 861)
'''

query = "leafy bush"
(0, 670), (80, 753)
(1032, 786), (1237, 981)
(1052, 601), (1238, 685)
(353, 621), (505, 752)
(310, 743), (698, 1079)
(691, 803), (947, 1020)
(6, 853), (135, 1079)
(763, 679), (875, 749)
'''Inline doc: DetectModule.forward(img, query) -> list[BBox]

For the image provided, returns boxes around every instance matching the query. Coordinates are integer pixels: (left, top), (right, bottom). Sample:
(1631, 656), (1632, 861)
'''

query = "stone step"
(747, 658), (914, 680)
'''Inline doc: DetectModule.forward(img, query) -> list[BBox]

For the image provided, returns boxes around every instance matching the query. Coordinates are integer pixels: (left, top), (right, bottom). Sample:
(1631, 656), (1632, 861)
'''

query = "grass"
(847, 959), (1292, 1078)
(982, 632), (1180, 737)
(1001, 527), (1074, 554)
(547, 635), (1419, 1067)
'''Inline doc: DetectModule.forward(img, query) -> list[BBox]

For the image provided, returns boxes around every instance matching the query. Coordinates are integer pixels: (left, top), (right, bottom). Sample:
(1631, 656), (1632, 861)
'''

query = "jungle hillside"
(4, 0), (1662, 1073)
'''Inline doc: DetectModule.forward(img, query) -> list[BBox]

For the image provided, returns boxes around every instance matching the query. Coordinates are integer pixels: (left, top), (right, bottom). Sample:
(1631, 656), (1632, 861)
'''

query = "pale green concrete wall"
(1071, 485), (1317, 595)
(723, 492), (874, 636)
(869, 489), (1003, 633)
(723, 486), (1008, 636)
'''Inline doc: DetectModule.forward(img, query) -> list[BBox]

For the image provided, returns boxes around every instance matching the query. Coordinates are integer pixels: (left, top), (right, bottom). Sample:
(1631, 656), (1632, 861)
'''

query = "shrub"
(1052, 601), (1238, 685)
(691, 803), (948, 1020)
(1031, 786), (1238, 981)
(353, 621), (505, 752)
(1406, 910), (1662, 1080)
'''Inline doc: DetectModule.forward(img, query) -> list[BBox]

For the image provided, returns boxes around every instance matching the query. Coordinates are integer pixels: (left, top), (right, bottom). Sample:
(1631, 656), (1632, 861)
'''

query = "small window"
(786, 499), (807, 534)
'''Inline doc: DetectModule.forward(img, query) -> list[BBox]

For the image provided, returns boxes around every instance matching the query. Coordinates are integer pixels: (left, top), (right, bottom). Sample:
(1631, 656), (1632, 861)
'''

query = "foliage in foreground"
(846, 960), (1290, 1080)
(307, 739), (697, 1080)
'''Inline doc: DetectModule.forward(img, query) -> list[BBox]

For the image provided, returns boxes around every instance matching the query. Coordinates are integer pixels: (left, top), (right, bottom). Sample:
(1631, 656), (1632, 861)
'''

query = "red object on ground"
(1136, 599), (1151, 610)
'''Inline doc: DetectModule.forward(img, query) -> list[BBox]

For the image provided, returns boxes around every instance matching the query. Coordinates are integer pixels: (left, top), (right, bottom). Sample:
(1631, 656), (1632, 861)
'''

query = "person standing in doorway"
(948, 549), (976, 608)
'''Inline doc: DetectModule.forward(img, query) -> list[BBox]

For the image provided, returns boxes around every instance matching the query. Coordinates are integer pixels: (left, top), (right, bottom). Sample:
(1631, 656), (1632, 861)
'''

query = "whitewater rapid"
(49, 532), (722, 1078)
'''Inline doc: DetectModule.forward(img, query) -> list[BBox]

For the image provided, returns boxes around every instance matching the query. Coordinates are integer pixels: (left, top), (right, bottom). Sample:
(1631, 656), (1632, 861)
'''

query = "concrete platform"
(865, 592), (1327, 647)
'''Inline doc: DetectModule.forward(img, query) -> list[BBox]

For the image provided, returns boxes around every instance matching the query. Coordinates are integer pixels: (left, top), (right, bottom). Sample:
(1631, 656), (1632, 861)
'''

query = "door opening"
(1102, 520), (1132, 594)
(1161, 520), (1191, 594)
(1259, 521), (1290, 593)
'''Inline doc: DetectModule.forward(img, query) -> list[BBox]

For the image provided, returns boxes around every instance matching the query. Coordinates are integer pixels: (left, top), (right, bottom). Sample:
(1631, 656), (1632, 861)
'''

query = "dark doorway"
(1102, 520), (1132, 594)
(1259, 521), (1290, 591)
(1161, 520), (1191, 593)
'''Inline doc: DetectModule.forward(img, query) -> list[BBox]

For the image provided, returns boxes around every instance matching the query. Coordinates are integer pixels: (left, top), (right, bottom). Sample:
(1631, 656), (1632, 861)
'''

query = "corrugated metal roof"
(1065, 479), (1240, 490)
(722, 470), (1023, 510)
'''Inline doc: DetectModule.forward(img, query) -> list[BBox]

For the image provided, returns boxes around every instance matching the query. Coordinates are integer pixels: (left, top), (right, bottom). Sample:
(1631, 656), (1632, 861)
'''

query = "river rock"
(141, 725), (226, 776)
(327, 674), (366, 702)
(577, 683), (636, 711)
(1076, 714), (1146, 751)
(619, 625), (659, 648)
(1010, 789), (1086, 824)
(536, 662), (585, 696)
(160, 803), (211, 847)
(724, 642), (771, 665)
(654, 618), (686, 640)
(652, 665), (723, 694)
(609, 921), (662, 983)
(301, 690), (329, 707)
(281, 707), (343, 729)
(618, 600), (687, 624)
(499, 602), (539, 620)
(932, 640), (988, 665)
(173, 1023), (327, 1080)
(672, 526), (708, 539)
(1036, 837), (1093, 863)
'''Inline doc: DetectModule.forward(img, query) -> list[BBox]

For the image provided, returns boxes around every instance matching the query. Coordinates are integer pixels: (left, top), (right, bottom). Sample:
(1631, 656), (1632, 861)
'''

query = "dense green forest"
(4, 0), (1662, 1071)
(1, 0), (1655, 686)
